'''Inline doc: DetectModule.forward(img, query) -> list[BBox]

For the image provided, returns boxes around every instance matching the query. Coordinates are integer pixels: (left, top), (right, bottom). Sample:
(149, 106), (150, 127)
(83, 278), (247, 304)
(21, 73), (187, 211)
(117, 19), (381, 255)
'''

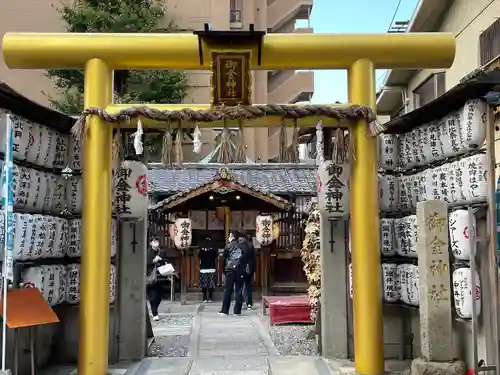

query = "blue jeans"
(220, 271), (244, 314)
(243, 272), (253, 306)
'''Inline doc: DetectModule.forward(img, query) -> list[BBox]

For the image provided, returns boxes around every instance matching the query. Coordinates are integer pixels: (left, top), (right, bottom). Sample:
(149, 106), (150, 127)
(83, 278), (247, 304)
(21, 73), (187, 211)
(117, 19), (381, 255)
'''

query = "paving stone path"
(41, 302), (337, 375)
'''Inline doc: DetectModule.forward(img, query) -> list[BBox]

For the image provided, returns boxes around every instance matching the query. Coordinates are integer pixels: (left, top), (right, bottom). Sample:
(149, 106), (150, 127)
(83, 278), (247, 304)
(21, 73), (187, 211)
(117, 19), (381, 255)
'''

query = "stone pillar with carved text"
(416, 200), (453, 361)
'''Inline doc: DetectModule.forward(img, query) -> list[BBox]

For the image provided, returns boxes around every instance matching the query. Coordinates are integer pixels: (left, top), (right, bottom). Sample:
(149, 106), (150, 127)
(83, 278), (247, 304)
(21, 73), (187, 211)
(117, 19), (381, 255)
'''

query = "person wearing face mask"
(147, 238), (165, 321)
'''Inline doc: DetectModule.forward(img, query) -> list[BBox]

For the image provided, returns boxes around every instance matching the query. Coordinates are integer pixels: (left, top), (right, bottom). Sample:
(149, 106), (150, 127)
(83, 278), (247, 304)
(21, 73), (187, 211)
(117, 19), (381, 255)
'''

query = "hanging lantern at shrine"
(452, 267), (481, 319)
(460, 99), (486, 150)
(449, 209), (475, 260)
(173, 218), (192, 250)
(256, 214), (273, 246)
(114, 161), (148, 220)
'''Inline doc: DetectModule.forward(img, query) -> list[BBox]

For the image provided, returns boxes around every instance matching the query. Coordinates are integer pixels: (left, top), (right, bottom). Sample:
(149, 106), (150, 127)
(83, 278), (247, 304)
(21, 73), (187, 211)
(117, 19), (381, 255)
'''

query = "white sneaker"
(247, 305), (253, 309)
(208, 300), (212, 303)
(203, 300), (208, 303)
(152, 315), (160, 321)
(218, 312), (228, 316)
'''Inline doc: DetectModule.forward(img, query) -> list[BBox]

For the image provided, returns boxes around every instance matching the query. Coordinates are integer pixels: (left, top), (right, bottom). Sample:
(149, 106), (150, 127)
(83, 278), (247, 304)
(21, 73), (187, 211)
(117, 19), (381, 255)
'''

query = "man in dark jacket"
(243, 233), (256, 309)
(219, 231), (248, 315)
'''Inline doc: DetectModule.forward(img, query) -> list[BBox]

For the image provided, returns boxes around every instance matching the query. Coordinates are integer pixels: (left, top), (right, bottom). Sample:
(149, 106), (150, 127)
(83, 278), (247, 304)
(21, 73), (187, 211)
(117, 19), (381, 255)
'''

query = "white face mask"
(151, 240), (159, 249)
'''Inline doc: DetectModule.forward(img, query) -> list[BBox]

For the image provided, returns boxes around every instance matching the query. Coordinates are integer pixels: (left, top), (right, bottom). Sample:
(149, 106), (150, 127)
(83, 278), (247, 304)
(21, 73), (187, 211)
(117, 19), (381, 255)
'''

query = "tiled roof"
(148, 163), (317, 196)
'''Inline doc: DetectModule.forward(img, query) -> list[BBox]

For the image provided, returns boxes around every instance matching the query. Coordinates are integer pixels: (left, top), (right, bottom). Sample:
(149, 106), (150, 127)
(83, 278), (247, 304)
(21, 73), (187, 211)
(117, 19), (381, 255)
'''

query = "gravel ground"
(148, 335), (190, 357)
(269, 324), (318, 356)
(148, 313), (195, 358)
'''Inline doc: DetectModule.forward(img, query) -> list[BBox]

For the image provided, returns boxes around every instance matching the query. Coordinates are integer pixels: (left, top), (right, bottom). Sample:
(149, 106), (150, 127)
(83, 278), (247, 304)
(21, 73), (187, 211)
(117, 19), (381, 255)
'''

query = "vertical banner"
(1, 113), (14, 371)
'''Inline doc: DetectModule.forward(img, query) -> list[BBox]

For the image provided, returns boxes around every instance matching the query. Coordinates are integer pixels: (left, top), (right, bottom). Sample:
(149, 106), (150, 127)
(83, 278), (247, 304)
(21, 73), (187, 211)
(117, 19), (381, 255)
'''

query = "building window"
(412, 72), (445, 109)
(230, 0), (243, 24)
(479, 18), (500, 66)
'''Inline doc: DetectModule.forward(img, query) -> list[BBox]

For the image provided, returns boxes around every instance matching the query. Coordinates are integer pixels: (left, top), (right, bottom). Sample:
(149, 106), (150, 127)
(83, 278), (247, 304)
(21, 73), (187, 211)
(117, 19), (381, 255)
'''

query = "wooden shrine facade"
(148, 164), (317, 296)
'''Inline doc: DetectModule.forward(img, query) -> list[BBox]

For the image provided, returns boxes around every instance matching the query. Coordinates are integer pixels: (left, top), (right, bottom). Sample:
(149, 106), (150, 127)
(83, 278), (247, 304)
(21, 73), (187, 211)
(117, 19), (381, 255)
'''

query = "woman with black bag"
(146, 238), (166, 321)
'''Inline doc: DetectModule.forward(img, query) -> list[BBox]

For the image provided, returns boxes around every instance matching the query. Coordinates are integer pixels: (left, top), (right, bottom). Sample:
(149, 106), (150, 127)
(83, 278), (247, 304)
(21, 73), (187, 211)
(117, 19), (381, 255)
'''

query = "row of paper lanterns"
(379, 153), (488, 213)
(22, 264), (116, 306)
(169, 214), (275, 249)
(0, 112), (82, 170)
(0, 213), (118, 261)
(378, 99), (486, 171)
(378, 209), (475, 260)
(348, 263), (480, 319)
(7, 160), (148, 220)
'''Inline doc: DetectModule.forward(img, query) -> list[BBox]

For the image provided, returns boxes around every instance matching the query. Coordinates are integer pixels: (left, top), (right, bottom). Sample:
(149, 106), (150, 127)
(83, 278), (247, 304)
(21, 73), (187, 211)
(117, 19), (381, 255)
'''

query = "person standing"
(243, 233), (256, 309)
(219, 231), (247, 315)
(146, 238), (165, 321)
(198, 237), (218, 303)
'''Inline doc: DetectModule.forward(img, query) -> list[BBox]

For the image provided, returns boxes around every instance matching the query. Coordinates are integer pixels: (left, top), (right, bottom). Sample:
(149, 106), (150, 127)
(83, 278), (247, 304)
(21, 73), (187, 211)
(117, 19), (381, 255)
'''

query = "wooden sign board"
(0, 288), (59, 329)
(211, 52), (251, 106)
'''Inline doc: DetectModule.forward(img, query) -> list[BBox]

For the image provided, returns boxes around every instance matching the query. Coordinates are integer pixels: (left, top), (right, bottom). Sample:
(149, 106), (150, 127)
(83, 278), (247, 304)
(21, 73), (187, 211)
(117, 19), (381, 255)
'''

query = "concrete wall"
(400, 0), (500, 113)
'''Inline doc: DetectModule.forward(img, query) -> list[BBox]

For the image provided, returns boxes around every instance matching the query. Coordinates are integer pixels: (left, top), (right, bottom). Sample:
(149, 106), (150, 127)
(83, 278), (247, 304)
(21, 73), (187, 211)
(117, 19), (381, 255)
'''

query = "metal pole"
(78, 59), (113, 375)
(468, 206), (479, 375)
(1, 113), (14, 372)
(348, 59), (384, 375)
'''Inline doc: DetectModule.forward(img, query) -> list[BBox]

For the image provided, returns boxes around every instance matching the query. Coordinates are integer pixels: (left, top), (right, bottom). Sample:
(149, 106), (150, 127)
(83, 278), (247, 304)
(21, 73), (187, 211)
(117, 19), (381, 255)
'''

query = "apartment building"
(0, 0), (314, 162)
(377, 0), (499, 117)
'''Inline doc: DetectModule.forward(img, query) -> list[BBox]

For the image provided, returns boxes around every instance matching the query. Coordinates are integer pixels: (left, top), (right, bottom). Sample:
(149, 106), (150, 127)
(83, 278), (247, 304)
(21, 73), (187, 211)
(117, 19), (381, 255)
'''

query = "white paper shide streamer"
(193, 125), (202, 154)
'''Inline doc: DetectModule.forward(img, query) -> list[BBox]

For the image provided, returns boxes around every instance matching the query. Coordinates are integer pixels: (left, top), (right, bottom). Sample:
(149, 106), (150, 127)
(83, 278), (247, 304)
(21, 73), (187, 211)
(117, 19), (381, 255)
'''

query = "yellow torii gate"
(2, 30), (455, 375)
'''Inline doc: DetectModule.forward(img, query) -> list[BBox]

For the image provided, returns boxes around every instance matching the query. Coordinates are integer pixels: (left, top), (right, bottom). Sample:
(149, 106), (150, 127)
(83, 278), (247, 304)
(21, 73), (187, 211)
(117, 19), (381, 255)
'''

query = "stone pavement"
(41, 302), (340, 375)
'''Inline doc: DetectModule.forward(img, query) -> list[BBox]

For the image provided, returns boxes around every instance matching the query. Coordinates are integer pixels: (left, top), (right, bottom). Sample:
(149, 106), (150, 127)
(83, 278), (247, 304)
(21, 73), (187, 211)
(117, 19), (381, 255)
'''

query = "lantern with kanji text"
(256, 214), (273, 246)
(114, 161), (148, 220)
(173, 218), (192, 250)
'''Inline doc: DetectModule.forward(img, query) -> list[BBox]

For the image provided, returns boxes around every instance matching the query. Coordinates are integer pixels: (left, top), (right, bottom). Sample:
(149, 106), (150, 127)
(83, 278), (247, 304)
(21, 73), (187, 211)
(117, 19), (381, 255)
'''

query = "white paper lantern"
(449, 209), (475, 260)
(456, 159), (468, 202)
(407, 174), (418, 209)
(439, 164), (451, 203)
(68, 137), (83, 171)
(31, 214), (46, 260)
(54, 218), (69, 258)
(44, 173), (57, 213)
(42, 265), (58, 306)
(65, 264), (80, 304)
(444, 113), (463, 157)
(465, 154), (488, 202)
(37, 125), (57, 168)
(256, 215), (273, 246)
(428, 121), (444, 162)
(381, 263), (399, 302)
(11, 116), (31, 161)
(51, 175), (67, 214)
(380, 218), (396, 256)
(173, 218), (192, 249)
(453, 267), (481, 319)
(406, 215), (418, 258)
(316, 161), (349, 218)
(67, 219), (82, 258)
(28, 169), (47, 212)
(447, 162), (460, 203)
(53, 265), (67, 305)
(417, 125), (431, 164)
(53, 132), (69, 169)
(461, 99), (486, 149)
(397, 264), (410, 305)
(400, 133), (417, 169)
(378, 134), (399, 170)
(26, 121), (42, 164)
(395, 264), (403, 301)
(14, 213), (34, 261)
(111, 218), (118, 258)
(428, 167), (442, 201)
(438, 116), (455, 158)
(394, 218), (407, 257)
(348, 262), (353, 299)
(22, 266), (44, 291)
(41, 216), (57, 259)
(12, 165), (31, 209)
(398, 176), (411, 211)
(66, 175), (83, 214)
(114, 161), (148, 219)
(408, 264), (420, 306)
(109, 264), (117, 304)
(379, 174), (399, 212)
(409, 129), (424, 167)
